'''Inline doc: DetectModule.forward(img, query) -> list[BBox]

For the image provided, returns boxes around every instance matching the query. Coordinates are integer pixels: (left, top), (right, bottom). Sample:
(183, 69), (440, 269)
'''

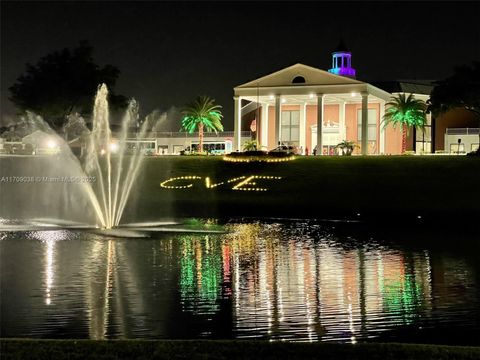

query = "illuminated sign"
(160, 175), (282, 191)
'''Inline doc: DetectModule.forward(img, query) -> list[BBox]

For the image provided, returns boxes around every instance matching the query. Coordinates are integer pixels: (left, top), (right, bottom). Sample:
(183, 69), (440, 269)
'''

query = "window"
(450, 143), (465, 153)
(292, 76), (306, 84)
(415, 115), (432, 153)
(281, 111), (300, 145)
(173, 145), (184, 155)
(472, 144), (479, 152)
(357, 109), (378, 141)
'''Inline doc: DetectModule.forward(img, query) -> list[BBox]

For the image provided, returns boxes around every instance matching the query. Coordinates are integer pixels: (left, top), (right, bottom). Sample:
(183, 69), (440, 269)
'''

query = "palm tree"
(382, 93), (427, 153)
(243, 140), (258, 151)
(181, 96), (223, 153)
(335, 140), (358, 156)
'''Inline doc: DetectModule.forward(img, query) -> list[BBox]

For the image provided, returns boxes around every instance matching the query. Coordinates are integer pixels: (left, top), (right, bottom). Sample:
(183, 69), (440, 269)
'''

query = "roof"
(333, 39), (350, 53)
(22, 130), (51, 141)
(371, 80), (434, 95)
(235, 63), (363, 89)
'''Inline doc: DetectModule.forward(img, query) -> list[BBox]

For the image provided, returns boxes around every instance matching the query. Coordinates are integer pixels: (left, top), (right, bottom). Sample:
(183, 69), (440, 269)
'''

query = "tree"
(243, 140), (258, 151)
(9, 41), (128, 130)
(427, 62), (480, 153)
(334, 140), (358, 156)
(382, 93), (427, 153)
(181, 96), (223, 153)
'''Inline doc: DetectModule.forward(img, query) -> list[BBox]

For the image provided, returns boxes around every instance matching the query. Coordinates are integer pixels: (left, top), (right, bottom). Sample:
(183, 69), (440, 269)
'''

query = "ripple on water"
(1, 221), (479, 344)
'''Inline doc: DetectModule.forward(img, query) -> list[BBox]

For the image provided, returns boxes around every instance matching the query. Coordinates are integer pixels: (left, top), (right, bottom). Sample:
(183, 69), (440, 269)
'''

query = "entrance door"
(311, 125), (341, 155)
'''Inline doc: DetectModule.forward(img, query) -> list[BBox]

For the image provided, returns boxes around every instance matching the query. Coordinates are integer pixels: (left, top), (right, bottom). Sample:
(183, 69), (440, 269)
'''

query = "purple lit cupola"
(328, 39), (356, 78)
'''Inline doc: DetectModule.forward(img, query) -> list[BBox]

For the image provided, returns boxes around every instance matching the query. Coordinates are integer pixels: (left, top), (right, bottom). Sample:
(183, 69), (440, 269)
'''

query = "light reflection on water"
(0, 222), (479, 344)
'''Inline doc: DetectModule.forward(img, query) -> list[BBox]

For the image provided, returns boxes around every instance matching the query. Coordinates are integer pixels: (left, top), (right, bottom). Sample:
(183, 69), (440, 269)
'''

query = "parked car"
(268, 145), (300, 155)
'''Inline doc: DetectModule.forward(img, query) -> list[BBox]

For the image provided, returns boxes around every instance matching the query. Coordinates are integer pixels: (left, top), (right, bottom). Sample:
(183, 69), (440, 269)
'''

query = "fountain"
(81, 84), (151, 229)
(0, 84), (198, 237)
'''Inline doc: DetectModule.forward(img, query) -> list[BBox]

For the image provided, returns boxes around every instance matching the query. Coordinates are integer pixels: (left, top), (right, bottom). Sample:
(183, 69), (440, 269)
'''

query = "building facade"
(233, 46), (434, 155)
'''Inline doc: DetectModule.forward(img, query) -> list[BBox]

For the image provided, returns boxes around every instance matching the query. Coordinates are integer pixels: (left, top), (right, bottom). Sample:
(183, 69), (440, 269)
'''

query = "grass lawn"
(129, 156), (480, 223)
(2, 339), (480, 360)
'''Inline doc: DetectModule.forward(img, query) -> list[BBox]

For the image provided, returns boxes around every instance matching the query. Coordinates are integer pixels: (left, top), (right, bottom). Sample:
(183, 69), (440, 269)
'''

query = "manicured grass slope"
(132, 156), (480, 221)
(2, 340), (480, 360)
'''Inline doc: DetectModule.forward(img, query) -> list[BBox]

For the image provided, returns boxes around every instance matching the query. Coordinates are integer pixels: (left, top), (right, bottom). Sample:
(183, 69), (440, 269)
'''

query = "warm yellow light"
(109, 142), (119, 153)
(160, 174), (282, 191)
(47, 140), (57, 149)
(160, 176), (202, 189)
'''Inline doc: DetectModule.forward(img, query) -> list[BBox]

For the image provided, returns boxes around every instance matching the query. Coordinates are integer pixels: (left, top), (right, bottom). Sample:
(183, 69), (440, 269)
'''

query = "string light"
(160, 176), (202, 189)
(232, 175), (283, 192)
(223, 155), (296, 163)
(160, 175), (282, 191)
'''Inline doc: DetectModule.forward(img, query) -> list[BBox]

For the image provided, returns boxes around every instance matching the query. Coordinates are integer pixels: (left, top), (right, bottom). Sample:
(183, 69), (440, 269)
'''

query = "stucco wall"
(434, 108), (478, 151)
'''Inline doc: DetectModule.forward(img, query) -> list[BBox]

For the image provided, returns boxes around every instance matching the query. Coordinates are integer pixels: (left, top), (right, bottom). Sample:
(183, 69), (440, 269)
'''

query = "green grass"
(2, 339), (480, 360)
(129, 156), (480, 222)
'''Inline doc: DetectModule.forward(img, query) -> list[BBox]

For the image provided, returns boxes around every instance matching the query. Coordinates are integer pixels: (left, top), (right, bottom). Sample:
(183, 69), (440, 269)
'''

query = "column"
(361, 92), (369, 155)
(299, 102), (306, 151)
(379, 100), (385, 154)
(261, 104), (269, 149)
(339, 101), (346, 141)
(275, 95), (281, 147)
(233, 96), (241, 151)
(316, 94), (324, 155)
(431, 115), (436, 153)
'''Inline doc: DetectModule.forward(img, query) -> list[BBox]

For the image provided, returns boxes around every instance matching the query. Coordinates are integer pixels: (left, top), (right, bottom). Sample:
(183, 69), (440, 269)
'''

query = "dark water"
(1, 220), (479, 344)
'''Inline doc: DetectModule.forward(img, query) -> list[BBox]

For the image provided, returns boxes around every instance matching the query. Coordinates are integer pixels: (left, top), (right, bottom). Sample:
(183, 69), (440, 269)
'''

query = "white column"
(233, 96), (241, 151)
(299, 102), (306, 151)
(275, 95), (281, 147)
(379, 100), (386, 154)
(339, 101), (346, 140)
(361, 92), (369, 155)
(261, 104), (269, 149)
(316, 94), (324, 155)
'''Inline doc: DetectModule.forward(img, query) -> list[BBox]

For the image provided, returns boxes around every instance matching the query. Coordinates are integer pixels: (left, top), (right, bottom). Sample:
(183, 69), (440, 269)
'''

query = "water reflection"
(0, 222), (479, 343)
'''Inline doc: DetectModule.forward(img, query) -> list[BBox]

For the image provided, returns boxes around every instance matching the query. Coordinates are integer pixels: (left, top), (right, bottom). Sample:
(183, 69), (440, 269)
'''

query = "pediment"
(235, 63), (363, 88)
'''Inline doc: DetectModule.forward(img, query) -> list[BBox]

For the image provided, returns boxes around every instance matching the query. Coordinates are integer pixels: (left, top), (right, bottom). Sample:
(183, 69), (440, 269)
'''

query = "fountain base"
(91, 228), (150, 238)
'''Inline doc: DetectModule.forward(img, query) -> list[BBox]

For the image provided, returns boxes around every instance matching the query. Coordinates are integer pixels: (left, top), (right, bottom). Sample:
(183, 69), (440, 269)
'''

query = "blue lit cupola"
(328, 39), (356, 78)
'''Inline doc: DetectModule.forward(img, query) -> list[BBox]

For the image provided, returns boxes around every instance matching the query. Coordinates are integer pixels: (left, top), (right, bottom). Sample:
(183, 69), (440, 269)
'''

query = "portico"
(234, 63), (391, 155)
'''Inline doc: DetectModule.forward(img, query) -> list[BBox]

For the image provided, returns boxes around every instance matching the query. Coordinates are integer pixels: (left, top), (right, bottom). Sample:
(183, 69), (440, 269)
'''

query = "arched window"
(292, 76), (306, 84)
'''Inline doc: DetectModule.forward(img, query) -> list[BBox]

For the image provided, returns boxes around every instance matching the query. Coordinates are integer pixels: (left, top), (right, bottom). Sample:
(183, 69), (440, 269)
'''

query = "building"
(125, 130), (252, 155)
(232, 42), (477, 155)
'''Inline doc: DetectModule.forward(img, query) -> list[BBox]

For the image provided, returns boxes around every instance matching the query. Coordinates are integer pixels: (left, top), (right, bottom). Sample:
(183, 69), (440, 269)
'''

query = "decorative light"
(351, 92), (356, 97)
(160, 174), (282, 191)
(309, 93), (314, 99)
(47, 140), (57, 149)
(223, 155), (295, 163)
(100, 149), (106, 155)
(160, 176), (202, 189)
(281, 98), (286, 103)
(232, 175), (283, 192)
(109, 142), (119, 153)
(269, 95), (274, 100)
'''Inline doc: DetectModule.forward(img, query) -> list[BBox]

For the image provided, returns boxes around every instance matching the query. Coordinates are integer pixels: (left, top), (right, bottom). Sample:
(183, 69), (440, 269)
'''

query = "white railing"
(446, 128), (479, 135)
(120, 131), (251, 138)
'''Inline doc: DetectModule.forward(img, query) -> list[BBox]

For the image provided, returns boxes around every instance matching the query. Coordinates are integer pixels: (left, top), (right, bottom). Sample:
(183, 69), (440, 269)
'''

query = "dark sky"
(1, 1), (479, 129)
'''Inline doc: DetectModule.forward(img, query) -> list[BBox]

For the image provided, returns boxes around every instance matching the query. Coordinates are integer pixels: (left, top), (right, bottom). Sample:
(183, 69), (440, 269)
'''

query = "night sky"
(1, 1), (479, 129)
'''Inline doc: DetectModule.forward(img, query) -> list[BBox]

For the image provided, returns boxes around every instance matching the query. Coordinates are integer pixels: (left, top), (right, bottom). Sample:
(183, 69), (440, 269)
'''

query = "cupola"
(328, 39), (356, 78)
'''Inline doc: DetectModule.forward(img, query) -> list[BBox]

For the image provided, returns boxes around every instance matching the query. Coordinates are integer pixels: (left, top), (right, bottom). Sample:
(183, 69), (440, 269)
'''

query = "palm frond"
(382, 93), (427, 132)
(180, 96), (224, 133)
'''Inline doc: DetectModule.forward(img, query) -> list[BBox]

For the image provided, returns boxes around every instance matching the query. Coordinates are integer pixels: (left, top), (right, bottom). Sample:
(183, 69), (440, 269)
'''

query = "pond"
(1, 220), (479, 345)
